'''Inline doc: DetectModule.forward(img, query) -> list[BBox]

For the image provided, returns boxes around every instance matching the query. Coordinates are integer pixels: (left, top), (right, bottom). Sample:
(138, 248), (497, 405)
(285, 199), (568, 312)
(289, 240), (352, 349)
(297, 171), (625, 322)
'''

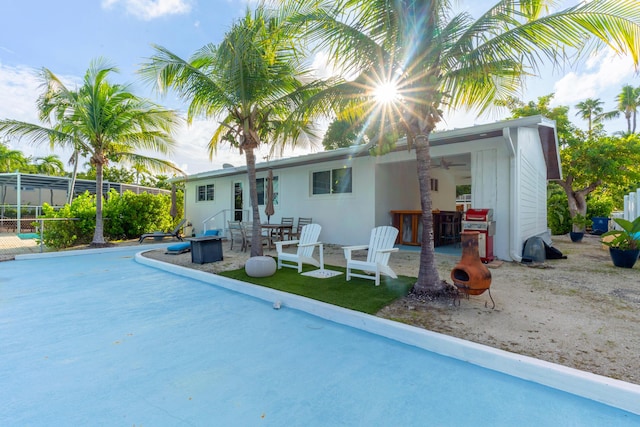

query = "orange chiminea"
(450, 231), (494, 308)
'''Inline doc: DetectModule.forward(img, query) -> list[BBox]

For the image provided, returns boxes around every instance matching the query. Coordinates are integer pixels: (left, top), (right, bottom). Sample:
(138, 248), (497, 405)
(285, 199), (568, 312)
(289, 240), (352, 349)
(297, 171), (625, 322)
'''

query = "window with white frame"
(312, 167), (352, 195)
(197, 184), (214, 201)
(256, 175), (279, 205)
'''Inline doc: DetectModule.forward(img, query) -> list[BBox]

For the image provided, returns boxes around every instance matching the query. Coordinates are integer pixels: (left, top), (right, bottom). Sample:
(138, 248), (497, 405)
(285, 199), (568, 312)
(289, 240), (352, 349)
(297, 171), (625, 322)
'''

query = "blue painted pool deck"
(1, 245), (640, 426)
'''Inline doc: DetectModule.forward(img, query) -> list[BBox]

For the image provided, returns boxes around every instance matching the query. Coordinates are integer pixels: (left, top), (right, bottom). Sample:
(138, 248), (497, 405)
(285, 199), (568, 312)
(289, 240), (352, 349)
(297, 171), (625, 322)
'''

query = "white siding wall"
(186, 175), (235, 235)
(517, 127), (548, 243)
(285, 156), (376, 245)
(185, 156), (377, 245)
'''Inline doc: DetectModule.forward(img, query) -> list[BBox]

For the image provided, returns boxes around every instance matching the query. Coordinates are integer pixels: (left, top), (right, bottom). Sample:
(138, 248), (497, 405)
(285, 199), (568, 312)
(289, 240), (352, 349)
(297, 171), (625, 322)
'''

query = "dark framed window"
(197, 184), (214, 201)
(312, 167), (352, 195)
(256, 176), (279, 205)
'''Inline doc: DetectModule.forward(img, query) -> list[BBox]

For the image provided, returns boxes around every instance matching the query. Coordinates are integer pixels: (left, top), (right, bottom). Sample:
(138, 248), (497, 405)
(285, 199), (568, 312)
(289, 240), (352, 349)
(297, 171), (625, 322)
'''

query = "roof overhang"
(180, 115), (561, 182)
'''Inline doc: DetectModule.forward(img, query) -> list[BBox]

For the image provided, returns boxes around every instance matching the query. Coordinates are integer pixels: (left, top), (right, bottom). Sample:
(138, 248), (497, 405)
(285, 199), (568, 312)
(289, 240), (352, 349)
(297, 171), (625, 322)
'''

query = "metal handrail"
(202, 209), (249, 237)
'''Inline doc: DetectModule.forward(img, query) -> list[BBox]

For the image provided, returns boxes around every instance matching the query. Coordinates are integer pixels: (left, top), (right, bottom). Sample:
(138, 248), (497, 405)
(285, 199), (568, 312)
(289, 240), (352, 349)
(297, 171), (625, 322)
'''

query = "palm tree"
(139, 5), (329, 256)
(0, 142), (28, 172)
(0, 142), (28, 210)
(615, 84), (640, 134)
(33, 154), (65, 176)
(132, 162), (150, 185)
(290, 0), (640, 295)
(0, 58), (182, 246)
(574, 98), (613, 137)
(33, 154), (65, 204)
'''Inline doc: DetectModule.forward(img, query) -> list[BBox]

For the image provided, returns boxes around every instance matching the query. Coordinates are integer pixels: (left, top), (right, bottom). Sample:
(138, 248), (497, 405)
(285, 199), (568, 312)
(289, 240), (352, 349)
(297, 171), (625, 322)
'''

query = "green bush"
(40, 192), (97, 249)
(586, 194), (614, 219)
(104, 189), (183, 239)
(547, 191), (570, 235)
(40, 189), (183, 249)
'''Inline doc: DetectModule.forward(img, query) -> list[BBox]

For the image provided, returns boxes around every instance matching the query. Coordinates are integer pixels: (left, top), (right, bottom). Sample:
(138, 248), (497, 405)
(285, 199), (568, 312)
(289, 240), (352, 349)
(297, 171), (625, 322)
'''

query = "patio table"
(261, 223), (293, 249)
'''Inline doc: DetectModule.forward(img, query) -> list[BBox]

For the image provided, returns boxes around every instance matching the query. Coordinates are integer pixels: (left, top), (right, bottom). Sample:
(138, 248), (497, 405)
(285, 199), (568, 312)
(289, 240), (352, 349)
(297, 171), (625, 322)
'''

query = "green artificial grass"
(218, 262), (415, 314)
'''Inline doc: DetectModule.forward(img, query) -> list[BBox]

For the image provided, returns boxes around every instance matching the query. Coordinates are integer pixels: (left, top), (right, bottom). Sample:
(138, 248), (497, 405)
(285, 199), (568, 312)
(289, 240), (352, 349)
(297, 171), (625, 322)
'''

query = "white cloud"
(0, 64), (50, 159)
(0, 64), (87, 163)
(552, 50), (635, 105)
(101, 0), (192, 21)
(0, 64), (41, 124)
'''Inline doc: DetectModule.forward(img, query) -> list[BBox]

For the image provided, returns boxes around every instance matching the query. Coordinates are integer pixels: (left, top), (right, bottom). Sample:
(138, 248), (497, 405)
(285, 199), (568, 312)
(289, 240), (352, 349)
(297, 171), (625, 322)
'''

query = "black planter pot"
(609, 247), (640, 268)
(569, 231), (584, 242)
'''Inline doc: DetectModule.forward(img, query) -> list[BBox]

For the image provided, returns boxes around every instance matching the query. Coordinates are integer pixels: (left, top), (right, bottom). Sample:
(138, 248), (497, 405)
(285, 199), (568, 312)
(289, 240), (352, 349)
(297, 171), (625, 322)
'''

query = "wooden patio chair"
(279, 217), (294, 240)
(275, 223), (323, 273)
(291, 217), (312, 240)
(227, 221), (244, 250)
(241, 222), (270, 252)
(343, 226), (399, 286)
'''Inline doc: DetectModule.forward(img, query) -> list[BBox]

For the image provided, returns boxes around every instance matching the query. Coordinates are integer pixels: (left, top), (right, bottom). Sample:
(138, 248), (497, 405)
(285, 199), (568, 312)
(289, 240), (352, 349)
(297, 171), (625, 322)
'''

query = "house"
(181, 115), (561, 262)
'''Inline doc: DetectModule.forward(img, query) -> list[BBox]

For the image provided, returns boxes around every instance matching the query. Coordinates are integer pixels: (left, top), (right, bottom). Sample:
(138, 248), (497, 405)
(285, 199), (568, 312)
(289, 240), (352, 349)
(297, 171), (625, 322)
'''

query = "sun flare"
(373, 81), (400, 104)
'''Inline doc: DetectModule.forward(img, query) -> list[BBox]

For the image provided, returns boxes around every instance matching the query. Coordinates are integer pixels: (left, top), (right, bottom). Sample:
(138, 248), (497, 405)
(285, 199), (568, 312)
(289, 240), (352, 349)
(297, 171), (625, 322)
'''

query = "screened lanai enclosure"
(0, 172), (169, 233)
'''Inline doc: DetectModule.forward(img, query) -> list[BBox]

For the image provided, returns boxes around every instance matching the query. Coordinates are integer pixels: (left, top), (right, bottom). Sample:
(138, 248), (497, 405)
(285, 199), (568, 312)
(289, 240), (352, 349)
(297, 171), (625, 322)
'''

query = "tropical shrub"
(40, 192), (97, 249)
(40, 190), (183, 248)
(586, 194), (614, 219)
(547, 188), (571, 235)
(103, 189), (183, 239)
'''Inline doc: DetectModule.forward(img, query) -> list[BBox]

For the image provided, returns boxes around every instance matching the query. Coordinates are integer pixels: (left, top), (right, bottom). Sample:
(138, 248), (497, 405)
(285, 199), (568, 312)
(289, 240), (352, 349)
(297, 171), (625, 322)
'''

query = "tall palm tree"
(289, 0), (640, 294)
(139, 5), (329, 256)
(616, 84), (640, 134)
(575, 98), (603, 137)
(0, 58), (182, 246)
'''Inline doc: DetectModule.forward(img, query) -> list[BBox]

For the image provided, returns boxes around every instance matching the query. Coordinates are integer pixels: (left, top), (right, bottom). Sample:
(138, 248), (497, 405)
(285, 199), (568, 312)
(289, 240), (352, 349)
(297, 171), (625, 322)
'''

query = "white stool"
(245, 256), (277, 277)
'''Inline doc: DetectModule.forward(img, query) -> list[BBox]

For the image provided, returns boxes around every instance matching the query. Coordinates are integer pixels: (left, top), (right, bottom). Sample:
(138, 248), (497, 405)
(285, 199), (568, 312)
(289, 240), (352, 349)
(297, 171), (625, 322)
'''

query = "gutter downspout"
(503, 128), (521, 262)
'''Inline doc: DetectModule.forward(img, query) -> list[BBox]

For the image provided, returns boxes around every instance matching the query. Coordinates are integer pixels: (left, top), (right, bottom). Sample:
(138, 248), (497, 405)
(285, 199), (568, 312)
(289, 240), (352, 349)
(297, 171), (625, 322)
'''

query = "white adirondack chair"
(275, 223), (324, 273)
(343, 226), (399, 286)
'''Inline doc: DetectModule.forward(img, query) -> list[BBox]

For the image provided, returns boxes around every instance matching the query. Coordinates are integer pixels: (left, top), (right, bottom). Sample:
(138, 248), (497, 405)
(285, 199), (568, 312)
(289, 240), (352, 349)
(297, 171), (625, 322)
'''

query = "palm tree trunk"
(245, 147), (263, 257)
(67, 151), (79, 205)
(412, 135), (445, 294)
(91, 161), (106, 245)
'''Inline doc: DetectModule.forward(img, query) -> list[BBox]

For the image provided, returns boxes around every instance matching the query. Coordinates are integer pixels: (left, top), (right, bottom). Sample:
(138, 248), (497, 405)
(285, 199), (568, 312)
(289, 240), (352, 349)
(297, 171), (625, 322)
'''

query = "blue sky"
(0, 0), (638, 175)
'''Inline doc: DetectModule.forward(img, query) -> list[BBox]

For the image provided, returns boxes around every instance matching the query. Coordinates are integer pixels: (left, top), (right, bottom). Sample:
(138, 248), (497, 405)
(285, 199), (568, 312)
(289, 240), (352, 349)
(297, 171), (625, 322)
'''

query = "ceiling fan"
(434, 158), (466, 169)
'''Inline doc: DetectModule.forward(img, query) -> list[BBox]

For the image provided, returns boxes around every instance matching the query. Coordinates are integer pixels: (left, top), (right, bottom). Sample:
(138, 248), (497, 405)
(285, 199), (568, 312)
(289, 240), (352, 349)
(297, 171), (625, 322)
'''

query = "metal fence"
(0, 217), (79, 259)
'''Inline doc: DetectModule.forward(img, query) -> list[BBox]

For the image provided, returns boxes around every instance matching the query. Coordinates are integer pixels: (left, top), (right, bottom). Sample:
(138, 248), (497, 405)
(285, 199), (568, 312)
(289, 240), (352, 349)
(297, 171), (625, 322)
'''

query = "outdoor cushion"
(245, 256), (277, 277)
(166, 242), (191, 254)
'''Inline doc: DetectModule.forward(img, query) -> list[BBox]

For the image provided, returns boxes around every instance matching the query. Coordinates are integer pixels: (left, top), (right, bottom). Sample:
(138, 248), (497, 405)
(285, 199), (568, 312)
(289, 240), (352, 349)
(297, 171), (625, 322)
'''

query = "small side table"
(188, 236), (223, 264)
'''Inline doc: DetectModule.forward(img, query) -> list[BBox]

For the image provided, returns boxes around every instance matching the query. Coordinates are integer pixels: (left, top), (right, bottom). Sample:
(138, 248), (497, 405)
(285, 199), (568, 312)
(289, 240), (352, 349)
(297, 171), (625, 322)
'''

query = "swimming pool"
(1, 245), (639, 425)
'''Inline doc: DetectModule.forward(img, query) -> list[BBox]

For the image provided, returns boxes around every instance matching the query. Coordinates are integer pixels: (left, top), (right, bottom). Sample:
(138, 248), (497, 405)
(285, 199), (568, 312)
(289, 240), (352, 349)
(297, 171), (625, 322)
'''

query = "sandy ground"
(140, 233), (640, 385)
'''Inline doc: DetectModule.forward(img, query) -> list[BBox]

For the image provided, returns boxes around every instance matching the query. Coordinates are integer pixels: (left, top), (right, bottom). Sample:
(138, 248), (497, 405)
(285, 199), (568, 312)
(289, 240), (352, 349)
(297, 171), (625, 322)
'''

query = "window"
(312, 167), (352, 195)
(256, 176), (279, 205)
(197, 184), (214, 201)
(430, 178), (438, 192)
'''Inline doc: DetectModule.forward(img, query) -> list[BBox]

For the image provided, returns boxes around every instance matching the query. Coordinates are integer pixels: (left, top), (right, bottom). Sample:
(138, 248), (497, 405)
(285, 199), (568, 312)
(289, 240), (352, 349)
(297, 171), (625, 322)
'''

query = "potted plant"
(601, 217), (640, 268)
(569, 214), (591, 242)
